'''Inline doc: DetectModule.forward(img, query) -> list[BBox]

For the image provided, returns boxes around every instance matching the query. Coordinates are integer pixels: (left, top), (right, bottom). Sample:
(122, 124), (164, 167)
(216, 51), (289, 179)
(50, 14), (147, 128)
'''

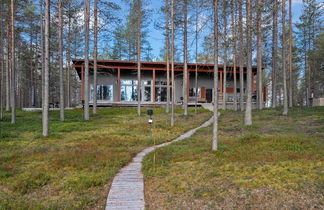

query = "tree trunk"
(137, 0), (141, 116)
(257, 0), (263, 109)
(288, 0), (293, 107)
(244, 0), (252, 125)
(212, 0), (219, 151)
(183, 0), (188, 116)
(84, 0), (90, 120)
(272, 0), (278, 108)
(58, 0), (64, 121)
(282, 0), (288, 115)
(67, 2), (71, 108)
(239, 0), (244, 111)
(171, 0), (175, 127)
(43, 0), (50, 136)
(231, 0), (237, 111)
(10, 0), (15, 124)
(166, 0), (170, 113)
(93, 0), (98, 114)
(195, 7), (198, 114)
(0, 3), (3, 120)
(40, 0), (45, 109)
(222, 0), (227, 110)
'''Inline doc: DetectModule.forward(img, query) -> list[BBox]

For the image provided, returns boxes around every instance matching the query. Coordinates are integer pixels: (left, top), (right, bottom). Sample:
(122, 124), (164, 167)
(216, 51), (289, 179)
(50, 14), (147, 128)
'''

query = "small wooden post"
(152, 69), (156, 102)
(117, 68), (121, 102)
(81, 65), (84, 100)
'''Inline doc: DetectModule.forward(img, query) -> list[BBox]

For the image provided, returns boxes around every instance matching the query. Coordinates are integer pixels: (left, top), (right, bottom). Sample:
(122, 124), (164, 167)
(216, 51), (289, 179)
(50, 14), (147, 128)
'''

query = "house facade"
(72, 59), (266, 107)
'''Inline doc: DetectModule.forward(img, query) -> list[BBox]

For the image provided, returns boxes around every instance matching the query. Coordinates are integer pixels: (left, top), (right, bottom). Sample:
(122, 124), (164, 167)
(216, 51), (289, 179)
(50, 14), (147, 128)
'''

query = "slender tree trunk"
(282, 0), (288, 115)
(222, 0), (227, 110)
(84, 0), (90, 120)
(195, 8), (198, 114)
(10, 0), (15, 124)
(137, 0), (141, 116)
(183, 0), (188, 116)
(67, 2), (71, 108)
(40, 0), (45, 109)
(93, 0), (98, 114)
(272, 0), (278, 108)
(212, 0), (219, 151)
(43, 0), (50, 136)
(257, 0), (263, 109)
(288, 0), (293, 107)
(231, 0), (237, 111)
(171, 0), (175, 127)
(0, 3), (3, 120)
(239, 0), (244, 111)
(58, 0), (64, 121)
(166, 0), (170, 113)
(244, 0), (252, 125)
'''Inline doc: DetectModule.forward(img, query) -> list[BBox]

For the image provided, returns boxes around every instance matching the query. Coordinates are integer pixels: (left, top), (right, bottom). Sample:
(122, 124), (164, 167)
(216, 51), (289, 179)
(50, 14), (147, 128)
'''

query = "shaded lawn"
(143, 107), (324, 209)
(0, 107), (211, 209)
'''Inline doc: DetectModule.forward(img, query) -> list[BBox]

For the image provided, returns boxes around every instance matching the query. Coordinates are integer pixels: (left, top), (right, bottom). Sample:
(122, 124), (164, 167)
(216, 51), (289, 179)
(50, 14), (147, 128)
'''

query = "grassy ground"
(0, 107), (211, 209)
(143, 107), (324, 209)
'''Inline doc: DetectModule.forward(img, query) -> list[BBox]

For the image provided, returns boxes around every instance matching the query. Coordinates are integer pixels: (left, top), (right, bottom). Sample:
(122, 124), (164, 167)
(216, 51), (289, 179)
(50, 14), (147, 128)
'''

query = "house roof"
(72, 59), (260, 79)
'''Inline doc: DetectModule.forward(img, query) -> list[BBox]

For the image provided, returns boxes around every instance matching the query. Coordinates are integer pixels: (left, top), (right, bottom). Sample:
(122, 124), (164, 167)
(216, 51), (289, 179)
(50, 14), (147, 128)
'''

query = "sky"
(113, 0), (322, 61)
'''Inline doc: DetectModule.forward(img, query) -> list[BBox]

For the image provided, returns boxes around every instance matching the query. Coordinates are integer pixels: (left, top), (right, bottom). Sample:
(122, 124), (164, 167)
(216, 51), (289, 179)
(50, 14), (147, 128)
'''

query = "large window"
(90, 85), (113, 101)
(142, 81), (151, 102)
(121, 80), (138, 102)
(189, 88), (201, 98)
(155, 81), (171, 102)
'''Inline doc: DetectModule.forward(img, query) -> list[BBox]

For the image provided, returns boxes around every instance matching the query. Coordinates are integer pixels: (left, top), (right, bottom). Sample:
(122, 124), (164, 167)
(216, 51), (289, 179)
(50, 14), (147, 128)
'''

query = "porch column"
(81, 65), (84, 100)
(152, 69), (156, 103)
(220, 71), (223, 102)
(117, 68), (121, 102)
(187, 71), (190, 103)
(252, 72), (255, 93)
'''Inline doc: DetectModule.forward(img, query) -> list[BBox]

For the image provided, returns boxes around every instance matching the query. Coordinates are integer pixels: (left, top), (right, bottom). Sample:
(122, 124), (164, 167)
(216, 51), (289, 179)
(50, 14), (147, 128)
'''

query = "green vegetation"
(0, 108), (211, 209)
(143, 107), (324, 209)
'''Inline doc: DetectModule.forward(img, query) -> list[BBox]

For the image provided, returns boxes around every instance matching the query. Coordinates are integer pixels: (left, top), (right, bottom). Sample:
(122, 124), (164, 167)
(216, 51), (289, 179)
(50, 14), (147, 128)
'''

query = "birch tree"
(231, 0), (237, 111)
(43, 0), (50, 136)
(222, 0), (227, 110)
(244, 0), (252, 125)
(282, 0), (288, 115)
(58, 0), (64, 121)
(84, 0), (90, 120)
(93, 0), (98, 114)
(212, 0), (219, 151)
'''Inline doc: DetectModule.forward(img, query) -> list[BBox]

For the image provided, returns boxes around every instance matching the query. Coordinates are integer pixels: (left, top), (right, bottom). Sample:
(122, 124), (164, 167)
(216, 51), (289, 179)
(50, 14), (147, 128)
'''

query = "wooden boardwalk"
(105, 113), (214, 210)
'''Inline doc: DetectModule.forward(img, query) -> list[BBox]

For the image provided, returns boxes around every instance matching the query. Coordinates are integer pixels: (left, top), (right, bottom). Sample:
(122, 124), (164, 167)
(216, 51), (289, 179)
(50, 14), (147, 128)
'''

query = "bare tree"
(212, 0), (219, 151)
(43, 0), (50, 136)
(183, 0), (188, 116)
(272, 0), (278, 108)
(10, 0), (15, 124)
(40, 0), (45, 109)
(282, 0), (288, 115)
(58, 0), (64, 121)
(166, 0), (170, 113)
(288, 0), (293, 107)
(84, 0), (90, 120)
(231, 0), (237, 111)
(257, 0), (263, 109)
(67, 1), (71, 108)
(239, 0), (244, 111)
(137, 0), (141, 116)
(222, 0), (227, 110)
(244, 0), (252, 125)
(171, 0), (175, 127)
(93, 0), (98, 114)
(0, 2), (3, 120)
(195, 4), (199, 114)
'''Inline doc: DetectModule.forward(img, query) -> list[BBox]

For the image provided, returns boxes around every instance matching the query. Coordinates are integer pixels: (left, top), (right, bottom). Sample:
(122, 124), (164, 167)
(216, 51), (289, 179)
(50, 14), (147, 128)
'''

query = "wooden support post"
(187, 71), (190, 103)
(220, 71), (223, 101)
(252, 72), (255, 93)
(81, 65), (84, 100)
(152, 69), (156, 102)
(117, 68), (121, 102)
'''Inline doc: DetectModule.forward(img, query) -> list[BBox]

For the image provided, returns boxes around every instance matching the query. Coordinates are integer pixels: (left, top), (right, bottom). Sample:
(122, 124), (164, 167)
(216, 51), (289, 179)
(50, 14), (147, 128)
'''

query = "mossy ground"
(143, 107), (324, 209)
(0, 107), (211, 209)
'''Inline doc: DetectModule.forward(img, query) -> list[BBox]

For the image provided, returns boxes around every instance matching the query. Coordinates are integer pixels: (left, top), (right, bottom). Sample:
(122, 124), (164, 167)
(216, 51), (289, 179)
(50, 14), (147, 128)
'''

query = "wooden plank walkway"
(106, 107), (215, 210)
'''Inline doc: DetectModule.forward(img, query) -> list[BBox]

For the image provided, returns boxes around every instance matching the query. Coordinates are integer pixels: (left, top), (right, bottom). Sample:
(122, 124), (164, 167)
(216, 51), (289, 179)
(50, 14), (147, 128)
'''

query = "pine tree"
(43, 0), (50, 136)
